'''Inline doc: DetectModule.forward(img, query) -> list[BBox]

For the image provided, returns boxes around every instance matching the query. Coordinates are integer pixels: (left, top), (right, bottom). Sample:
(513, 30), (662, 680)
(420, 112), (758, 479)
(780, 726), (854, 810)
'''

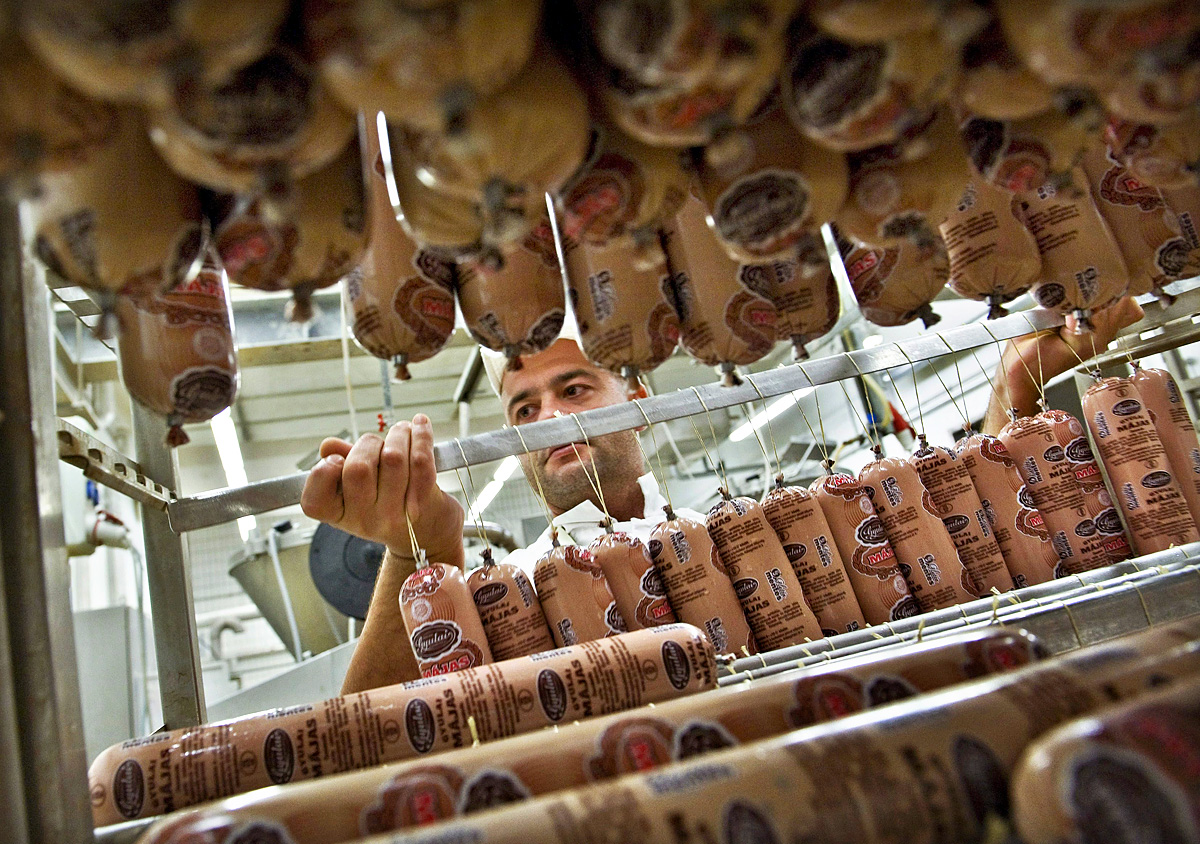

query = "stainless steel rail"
(166, 307), (1065, 533)
(57, 418), (176, 510)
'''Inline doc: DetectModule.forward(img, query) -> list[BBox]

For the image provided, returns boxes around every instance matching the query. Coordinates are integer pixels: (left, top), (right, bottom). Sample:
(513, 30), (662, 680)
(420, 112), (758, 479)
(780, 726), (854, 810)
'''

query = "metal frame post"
(0, 197), (92, 843)
(130, 402), (207, 728)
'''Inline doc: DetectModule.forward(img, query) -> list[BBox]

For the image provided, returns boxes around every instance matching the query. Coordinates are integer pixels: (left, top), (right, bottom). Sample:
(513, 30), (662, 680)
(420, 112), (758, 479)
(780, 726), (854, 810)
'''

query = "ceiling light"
(729, 388), (815, 442)
(862, 334), (883, 348)
(211, 408), (255, 541)
(493, 455), (520, 482)
(465, 456), (521, 522)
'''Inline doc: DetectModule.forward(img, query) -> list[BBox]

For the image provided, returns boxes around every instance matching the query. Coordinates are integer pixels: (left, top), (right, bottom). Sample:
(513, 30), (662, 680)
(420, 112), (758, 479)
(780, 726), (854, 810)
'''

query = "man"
(301, 328), (704, 693)
(303, 298), (1144, 693)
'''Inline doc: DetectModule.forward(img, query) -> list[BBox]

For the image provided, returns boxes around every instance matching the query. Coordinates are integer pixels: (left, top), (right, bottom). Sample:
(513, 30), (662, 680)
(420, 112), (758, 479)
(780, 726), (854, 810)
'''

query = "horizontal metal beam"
(57, 419), (174, 510)
(166, 307), (1064, 533)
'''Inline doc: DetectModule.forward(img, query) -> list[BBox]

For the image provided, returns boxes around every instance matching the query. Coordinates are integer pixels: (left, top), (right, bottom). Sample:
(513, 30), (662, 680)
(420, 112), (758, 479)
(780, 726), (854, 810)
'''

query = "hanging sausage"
(747, 235), (841, 359)
(955, 16), (1056, 122)
(1105, 110), (1200, 192)
(940, 174), (1041, 318)
(31, 106), (202, 336)
(835, 227), (947, 328)
(115, 245), (238, 447)
(659, 191), (778, 385)
(807, 0), (940, 44)
(346, 113), (457, 380)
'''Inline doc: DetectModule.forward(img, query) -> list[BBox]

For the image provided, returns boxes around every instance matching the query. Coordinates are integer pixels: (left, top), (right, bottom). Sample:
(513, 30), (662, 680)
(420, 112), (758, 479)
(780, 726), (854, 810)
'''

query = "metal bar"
(0, 530), (32, 844)
(0, 198), (93, 843)
(131, 403), (207, 727)
(57, 418), (175, 510)
(167, 307), (1065, 533)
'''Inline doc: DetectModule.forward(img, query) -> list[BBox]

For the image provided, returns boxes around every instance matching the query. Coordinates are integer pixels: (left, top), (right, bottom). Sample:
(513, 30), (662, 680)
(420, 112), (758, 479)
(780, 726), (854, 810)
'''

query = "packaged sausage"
(808, 0), (940, 44)
(955, 16), (1056, 121)
(147, 46), (356, 199)
(1041, 407), (1134, 567)
(957, 433), (1061, 587)
(959, 103), (1098, 196)
(590, 529), (678, 630)
(706, 491), (824, 650)
(1081, 376), (1199, 555)
(136, 627), (1040, 844)
(940, 174), (1041, 318)
(781, 28), (958, 153)
(213, 142), (368, 323)
(1105, 110), (1200, 191)
(859, 448), (980, 611)
(345, 617), (1200, 844)
(87, 624), (717, 826)
(399, 563), (493, 678)
(1131, 364), (1200, 527)
(809, 470), (919, 624)
(312, 0), (541, 134)
(648, 506), (757, 656)
(455, 214), (566, 370)
(1160, 180), (1200, 283)
(466, 551), (556, 661)
(1020, 170), (1131, 332)
(693, 104), (848, 264)
(756, 232), (842, 359)
(1081, 145), (1196, 300)
(21, 0), (287, 106)
(1100, 56), (1200, 126)
(1012, 675), (1200, 844)
(837, 228), (947, 328)
(394, 49), (589, 251)
(659, 191), (778, 385)
(31, 106), (202, 334)
(0, 33), (119, 191)
(762, 478), (867, 637)
(910, 436), (1013, 595)
(115, 247), (238, 447)
(837, 109), (972, 251)
(349, 113), (457, 380)
(533, 540), (627, 648)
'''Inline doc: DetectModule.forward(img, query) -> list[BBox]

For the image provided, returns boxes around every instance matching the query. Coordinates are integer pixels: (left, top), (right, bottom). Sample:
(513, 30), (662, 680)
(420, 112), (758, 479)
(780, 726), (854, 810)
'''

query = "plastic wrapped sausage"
(399, 563), (493, 678)
(1041, 407), (1134, 567)
(955, 16), (1056, 121)
(957, 433), (1061, 587)
(693, 105), (847, 263)
(648, 506), (757, 656)
(348, 618), (1200, 844)
(466, 552), (556, 661)
(809, 470), (918, 624)
(31, 106), (202, 335)
(706, 491), (823, 650)
(781, 28), (958, 153)
(590, 529), (678, 630)
(860, 447), (980, 611)
(312, 0), (542, 134)
(762, 478), (867, 636)
(1131, 364), (1200, 527)
(807, 0), (940, 44)
(1081, 376), (1199, 555)
(753, 232), (842, 359)
(455, 215), (566, 370)
(910, 435), (1013, 595)
(349, 113), (457, 380)
(1105, 110), (1200, 191)
(115, 247), (238, 447)
(1012, 675), (1200, 844)
(837, 228), (947, 328)
(959, 103), (1098, 196)
(88, 624), (717, 826)
(940, 174), (1041, 318)
(533, 540), (626, 647)
(136, 627), (1038, 844)
(659, 191), (778, 385)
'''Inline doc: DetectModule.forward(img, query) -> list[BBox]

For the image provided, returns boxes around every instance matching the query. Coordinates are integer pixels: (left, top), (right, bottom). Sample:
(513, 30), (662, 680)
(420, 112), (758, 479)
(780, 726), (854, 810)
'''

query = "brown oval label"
(263, 728), (294, 785)
(113, 759), (144, 819)
(411, 620), (462, 660)
(1043, 445), (1065, 463)
(1018, 486), (1037, 510)
(661, 641), (691, 691)
(725, 800), (782, 844)
(1065, 437), (1094, 463)
(715, 171), (810, 248)
(1142, 470), (1172, 489)
(640, 566), (667, 598)
(458, 770), (531, 814)
(1095, 509), (1124, 535)
(537, 669), (568, 722)
(942, 514), (971, 535)
(733, 578), (759, 599)
(1112, 398), (1143, 417)
(1034, 282), (1066, 308)
(647, 538), (664, 559)
(405, 699), (437, 753)
(865, 674), (920, 706)
(674, 721), (737, 759)
(855, 517), (888, 546)
(472, 583), (509, 607)
(1075, 519), (1098, 538)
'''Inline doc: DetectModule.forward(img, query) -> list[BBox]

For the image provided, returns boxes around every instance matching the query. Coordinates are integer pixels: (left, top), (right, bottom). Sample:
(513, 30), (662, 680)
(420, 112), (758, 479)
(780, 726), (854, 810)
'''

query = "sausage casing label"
(404, 699), (437, 753)
(662, 641), (691, 690)
(537, 669), (569, 721)
(410, 620), (463, 660)
(458, 770), (531, 814)
(472, 583), (508, 608)
(113, 760), (144, 819)
(733, 578), (759, 599)
(263, 728), (295, 784)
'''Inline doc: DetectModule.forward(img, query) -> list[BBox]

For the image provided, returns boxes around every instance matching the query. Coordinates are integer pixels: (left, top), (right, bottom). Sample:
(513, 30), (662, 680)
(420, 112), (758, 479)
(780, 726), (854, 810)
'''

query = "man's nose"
(535, 395), (568, 423)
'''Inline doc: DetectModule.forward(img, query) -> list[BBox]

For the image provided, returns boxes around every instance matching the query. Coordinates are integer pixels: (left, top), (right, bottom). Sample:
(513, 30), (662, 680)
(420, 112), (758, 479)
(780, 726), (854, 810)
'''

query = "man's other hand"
(300, 413), (466, 567)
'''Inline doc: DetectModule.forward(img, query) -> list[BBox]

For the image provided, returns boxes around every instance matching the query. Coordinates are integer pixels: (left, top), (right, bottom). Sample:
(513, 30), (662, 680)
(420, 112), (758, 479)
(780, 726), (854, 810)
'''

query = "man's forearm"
(340, 548), (422, 694)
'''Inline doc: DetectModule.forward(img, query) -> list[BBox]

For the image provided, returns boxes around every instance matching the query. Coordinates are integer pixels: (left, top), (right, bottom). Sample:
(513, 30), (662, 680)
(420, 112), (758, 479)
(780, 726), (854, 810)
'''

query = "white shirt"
(502, 473), (707, 580)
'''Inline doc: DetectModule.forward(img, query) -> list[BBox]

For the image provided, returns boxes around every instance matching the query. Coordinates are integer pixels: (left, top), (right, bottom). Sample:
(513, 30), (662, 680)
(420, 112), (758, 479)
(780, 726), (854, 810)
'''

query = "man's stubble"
(520, 429), (646, 514)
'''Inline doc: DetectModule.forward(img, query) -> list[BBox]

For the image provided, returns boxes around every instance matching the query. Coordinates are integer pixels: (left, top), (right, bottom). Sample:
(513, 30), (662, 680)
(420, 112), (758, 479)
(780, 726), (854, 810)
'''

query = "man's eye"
(564, 384), (585, 398)
(515, 405), (535, 421)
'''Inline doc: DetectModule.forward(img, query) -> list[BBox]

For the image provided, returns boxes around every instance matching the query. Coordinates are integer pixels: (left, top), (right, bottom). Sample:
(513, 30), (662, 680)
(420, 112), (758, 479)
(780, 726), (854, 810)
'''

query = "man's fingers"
(319, 437), (353, 460)
(408, 414), (436, 500)
(342, 433), (385, 513)
(301, 454), (346, 524)
(377, 421), (413, 512)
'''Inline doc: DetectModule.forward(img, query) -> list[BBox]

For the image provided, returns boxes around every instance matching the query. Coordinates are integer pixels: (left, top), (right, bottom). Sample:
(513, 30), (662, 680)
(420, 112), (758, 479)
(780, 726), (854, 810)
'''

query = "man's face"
(500, 340), (645, 514)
